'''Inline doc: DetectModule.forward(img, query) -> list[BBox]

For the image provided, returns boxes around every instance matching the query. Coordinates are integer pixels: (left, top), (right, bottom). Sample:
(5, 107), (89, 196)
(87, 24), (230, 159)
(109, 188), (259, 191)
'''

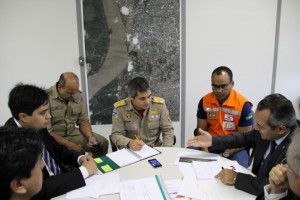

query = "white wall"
(184, 0), (278, 145)
(0, 0), (80, 124)
(0, 1), (299, 149)
(275, 0), (300, 117)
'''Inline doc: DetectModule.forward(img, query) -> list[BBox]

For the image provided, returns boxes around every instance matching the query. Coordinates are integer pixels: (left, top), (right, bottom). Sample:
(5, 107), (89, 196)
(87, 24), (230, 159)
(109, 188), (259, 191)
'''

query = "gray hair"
(257, 94), (297, 129)
(287, 128), (300, 177)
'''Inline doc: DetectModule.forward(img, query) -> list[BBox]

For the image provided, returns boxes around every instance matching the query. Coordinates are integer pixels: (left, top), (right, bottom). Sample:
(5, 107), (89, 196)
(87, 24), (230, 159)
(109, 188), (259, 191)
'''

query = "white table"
(52, 147), (255, 200)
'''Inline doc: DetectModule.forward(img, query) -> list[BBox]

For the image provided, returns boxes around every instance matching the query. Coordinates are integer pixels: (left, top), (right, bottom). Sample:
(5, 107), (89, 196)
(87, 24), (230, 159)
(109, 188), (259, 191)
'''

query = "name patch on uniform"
(224, 114), (234, 122)
(208, 112), (217, 119)
(112, 111), (118, 118)
(223, 121), (235, 130)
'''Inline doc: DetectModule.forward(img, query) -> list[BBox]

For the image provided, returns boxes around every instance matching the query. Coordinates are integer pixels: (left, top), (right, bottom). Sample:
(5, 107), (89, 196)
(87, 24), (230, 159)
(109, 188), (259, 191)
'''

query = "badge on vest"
(208, 112), (217, 119)
(223, 121), (235, 130)
(224, 114), (234, 121)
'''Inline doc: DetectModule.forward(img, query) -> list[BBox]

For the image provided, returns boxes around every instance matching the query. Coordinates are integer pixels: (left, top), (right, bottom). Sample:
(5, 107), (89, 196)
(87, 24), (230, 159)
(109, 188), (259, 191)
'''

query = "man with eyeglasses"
(261, 128), (300, 200)
(194, 66), (254, 167)
(47, 72), (108, 158)
(188, 94), (298, 196)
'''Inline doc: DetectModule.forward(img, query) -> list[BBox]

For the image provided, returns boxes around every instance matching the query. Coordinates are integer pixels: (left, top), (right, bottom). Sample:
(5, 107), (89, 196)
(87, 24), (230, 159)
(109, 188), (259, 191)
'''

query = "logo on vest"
(223, 121), (235, 130)
(224, 114), (234, 122)
(208, 112), (217, 119)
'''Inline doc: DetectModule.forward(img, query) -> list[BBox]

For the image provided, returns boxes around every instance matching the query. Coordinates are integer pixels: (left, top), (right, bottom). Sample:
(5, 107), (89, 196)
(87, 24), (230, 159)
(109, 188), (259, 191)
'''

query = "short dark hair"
(0, 126), (42, 200)
(257, 93), (297, 129)
(211, 66), (233, 82)
(8, 83), (48, 120)
(127, 77), (150, 98)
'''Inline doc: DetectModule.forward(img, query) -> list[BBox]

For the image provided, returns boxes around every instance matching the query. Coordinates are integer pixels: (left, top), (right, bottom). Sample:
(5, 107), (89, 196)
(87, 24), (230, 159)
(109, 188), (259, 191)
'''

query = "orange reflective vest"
(203, 89), (252, 136)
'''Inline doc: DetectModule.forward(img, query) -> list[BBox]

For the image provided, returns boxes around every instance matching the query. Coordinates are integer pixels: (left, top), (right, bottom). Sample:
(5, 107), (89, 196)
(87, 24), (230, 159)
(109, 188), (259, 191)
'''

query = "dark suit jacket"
(5, 117), (86, 200)
(211, 128), (296, 196)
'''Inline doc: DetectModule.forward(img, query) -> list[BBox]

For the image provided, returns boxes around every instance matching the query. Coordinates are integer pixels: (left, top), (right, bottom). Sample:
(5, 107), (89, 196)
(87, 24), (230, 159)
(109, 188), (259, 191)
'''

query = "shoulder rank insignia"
(114, 100), (127, 108)
(152, 97), (165, 104)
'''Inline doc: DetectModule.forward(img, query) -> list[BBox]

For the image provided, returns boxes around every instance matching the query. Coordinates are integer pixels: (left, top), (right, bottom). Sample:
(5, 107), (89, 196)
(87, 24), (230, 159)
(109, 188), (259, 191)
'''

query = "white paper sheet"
(178, 174), (255, 200)
(66, 172), (121, 199)
(119, 176), (170, 200)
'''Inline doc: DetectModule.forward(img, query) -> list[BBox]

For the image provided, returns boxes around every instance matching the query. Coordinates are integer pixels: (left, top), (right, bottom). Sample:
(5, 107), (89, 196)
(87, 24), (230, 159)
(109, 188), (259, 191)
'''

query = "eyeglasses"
(211, 82), (231, 89)
(281, 158), (299, 177)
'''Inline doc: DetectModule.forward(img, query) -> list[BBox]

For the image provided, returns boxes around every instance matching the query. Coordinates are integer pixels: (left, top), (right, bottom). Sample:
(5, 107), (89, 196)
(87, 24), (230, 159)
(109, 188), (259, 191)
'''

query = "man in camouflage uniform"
(111, 77), (174, 151)
(47, 72), (108, 157)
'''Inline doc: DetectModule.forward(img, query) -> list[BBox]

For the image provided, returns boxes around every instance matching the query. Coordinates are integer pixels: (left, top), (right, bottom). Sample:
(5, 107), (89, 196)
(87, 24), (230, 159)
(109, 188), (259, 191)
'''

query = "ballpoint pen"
(134, 134), (141, 141)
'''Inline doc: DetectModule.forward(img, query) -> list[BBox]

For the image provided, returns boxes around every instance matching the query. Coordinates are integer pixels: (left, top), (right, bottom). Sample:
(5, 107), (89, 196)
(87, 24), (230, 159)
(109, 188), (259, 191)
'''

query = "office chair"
(109, 135), (118, 152)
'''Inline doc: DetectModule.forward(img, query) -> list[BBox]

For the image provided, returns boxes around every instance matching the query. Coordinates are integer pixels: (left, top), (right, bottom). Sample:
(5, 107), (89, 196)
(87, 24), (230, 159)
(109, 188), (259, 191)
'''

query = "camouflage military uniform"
(47, 84), (108, 156)
(111, 96), (174, 149)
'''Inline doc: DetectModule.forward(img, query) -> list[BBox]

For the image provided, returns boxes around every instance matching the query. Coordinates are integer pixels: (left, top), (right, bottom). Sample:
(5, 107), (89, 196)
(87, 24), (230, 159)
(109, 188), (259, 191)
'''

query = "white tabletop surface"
(52, 147), (255, 200)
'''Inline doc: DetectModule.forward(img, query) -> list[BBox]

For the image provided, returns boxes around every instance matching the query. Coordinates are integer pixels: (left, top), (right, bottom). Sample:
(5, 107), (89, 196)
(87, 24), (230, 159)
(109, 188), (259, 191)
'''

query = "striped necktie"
(42, 145), (61, 175)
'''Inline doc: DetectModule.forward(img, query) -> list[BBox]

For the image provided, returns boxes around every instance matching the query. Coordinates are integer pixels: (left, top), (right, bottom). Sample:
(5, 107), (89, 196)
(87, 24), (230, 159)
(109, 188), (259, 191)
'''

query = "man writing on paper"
(111, 77), (174, 151)
(187, 94), (298, 196)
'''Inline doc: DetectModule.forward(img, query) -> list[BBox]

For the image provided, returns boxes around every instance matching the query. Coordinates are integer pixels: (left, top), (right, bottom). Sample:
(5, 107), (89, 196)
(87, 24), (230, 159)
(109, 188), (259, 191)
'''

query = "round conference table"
(52, 147), (255, 200)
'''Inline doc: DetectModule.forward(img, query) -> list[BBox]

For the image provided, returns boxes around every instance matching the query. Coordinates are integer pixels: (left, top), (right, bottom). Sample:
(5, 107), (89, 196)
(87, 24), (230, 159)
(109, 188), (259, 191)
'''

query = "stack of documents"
(94, 144), (161, 173)
(174, 151), (256, 200)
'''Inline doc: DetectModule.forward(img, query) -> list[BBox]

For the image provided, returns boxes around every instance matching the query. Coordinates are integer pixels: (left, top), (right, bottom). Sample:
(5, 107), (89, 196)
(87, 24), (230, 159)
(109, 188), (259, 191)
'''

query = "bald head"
(57, 72), (79, 101)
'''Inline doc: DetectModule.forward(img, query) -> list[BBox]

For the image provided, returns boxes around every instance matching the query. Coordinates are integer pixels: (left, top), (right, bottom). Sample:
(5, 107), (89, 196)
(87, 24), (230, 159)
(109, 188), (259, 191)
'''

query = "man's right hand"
(187, 128), (212, 148)
(269, 164), (289, 194)
(80, 155), (98, 175)
(128, 140), (144, 151)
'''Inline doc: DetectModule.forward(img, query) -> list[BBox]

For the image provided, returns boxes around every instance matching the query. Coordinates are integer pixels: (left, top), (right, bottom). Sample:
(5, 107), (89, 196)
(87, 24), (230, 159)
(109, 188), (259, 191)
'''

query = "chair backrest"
(109, 135), (118, 152)
(173, 135), (176, 145)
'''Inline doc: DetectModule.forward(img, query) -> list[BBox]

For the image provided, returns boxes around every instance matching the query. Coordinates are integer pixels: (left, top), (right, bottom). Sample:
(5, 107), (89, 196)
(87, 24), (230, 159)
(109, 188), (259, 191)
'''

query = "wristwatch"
(222, 152), (230, 158)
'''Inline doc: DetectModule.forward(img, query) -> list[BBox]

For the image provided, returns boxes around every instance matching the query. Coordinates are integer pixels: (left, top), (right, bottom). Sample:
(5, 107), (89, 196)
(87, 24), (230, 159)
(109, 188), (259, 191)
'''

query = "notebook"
(94, 144), (161, 173)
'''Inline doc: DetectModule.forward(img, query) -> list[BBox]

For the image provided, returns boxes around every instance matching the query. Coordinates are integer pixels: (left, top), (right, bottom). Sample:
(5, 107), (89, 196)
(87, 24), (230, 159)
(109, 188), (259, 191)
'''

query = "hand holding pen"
(128, 134), (144, 151)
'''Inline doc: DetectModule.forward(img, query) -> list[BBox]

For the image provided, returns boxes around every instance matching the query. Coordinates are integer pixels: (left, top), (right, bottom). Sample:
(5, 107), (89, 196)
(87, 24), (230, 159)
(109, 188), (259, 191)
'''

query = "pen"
(134, 134), (140, 141)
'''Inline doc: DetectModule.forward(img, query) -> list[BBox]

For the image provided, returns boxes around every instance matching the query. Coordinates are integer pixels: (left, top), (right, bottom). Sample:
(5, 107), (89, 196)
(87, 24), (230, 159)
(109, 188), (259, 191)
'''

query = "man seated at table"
(261, 128), (300, 200)
(47, 72), (108, 158)
(111, 77), (174, 151)
(0, 126), (44, 200)
(5, 83), (98, 200)
(194, 66), (253, 167)
(187, 94), (298, 196)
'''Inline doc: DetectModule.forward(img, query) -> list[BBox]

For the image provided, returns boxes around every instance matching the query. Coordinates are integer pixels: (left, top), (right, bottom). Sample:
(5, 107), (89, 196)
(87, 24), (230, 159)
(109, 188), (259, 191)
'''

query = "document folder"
(94, 144), (161, 173)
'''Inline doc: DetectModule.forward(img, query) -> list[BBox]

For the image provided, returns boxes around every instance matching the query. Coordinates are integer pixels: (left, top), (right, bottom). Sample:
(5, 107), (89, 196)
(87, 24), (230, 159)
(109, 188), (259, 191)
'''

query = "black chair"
(109, 135), (118, 152)
(173, 135), (176, 145)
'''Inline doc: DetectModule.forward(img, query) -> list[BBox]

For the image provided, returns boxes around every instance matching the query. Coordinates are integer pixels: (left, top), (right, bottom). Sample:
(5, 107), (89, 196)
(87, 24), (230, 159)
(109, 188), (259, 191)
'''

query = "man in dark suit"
(5, 83), (98, 200)
(187, 94), (298, 196)
(260, 128), (300, 200)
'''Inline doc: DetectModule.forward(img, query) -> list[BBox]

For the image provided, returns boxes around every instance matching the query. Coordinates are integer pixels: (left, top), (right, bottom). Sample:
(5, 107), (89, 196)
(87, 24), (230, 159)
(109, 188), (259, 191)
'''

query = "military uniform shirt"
(111, 97), (174, 149)
(47, 84), (89, 136)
